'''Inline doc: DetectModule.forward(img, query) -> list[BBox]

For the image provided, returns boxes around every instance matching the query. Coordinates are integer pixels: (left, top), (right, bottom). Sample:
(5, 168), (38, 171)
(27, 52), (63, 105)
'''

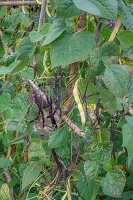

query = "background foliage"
(0, 0), (133, 199)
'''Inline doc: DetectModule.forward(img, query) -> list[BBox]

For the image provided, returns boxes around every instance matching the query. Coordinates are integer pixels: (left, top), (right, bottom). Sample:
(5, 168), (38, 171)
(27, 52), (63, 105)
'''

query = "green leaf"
(84, 160), (100, 180)
(122, 5), (133, 31)
(0, 93), (11, 112)
(0, 183), (11, 200)
(41, 23), (51, 36)
(78, 175), (100, 200)
(20, 12), (30, 26)
(22, 163), (42, 190)
(3, 52), (18, 66)
(0, 7), (7, 18)
(101, 169), (126, 198)
(21, 67), (34, 80)
(0, 158), (12, 168)
(48, 126), (69, 148)
(28, 142), (53, 166)
(73, 0), (118, 20)
(1, 32), (12, 45)
(10, 93), (29, 121)
(79, 80), (99, 104)
(90, 142), (113, 164)
(42, 19), (66, 46)
(122, 117), (133, 167)
(50, 31), (95, 67)
(103, 162), (112, 171)
(3, 108), (14, 120)
(29, 31), (43, 43)
(0, 66), (12, 75)
(86, 49), (105, 80)
(118, 31), (133, 47)
(104, 64), (129, 97)
(18, 37), (35, 60)
(101, 41), (120, 65)
(11, 58), (30, 75)
(57, 0), (83, 18)
(98, 86), (117, 114)
(121, 191), (133, 200)
(55, 146), (70, 158)
(11, 9), (21, 27)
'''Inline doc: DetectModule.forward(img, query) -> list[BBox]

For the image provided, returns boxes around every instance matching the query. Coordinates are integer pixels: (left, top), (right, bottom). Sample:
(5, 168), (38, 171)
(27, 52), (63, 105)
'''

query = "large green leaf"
(48, 126), (69, 148)
(56, 0), (83, 18)
(104, 64), (129, 97)
(50, 31), (95, 67)
(42, 19), (66, 46)
(29, 31), (43, 43)
(78, 175), (100, 200)
(122, 5), (133, 31)
(73, 0), (118, 20)
(21, 67), (34, 80)
(121, 191), (133, 199)
(1, 32), (12, 45)
(20, 12), (30, 26)
(79, 80), (99, 104)
(22, 163), (42, 190)
(0, 93), (11, 112)
(0, 67), (12, 75)
(90, 142), (113, 164)
(98, 86), (117, 114)
(101, 169), (126, 198)
(28, 142), (46, 162)
(10, 58), (30, 75)
(55, 146), (70, 158)
(0, 184), (11, 200)
(0, 158), (12, 169)
(0, 7), (6, 18)
(10, 93), (29, 121)
(18, 37), (35, 60)
(122, 116), (133, 168)
(41, 23), (52, 36)
(28, 142), (53, 167)
(84, 160), (100, 180)
(118, 31), (133, 47)
(86, 49), (105, 80)
(11, 9), (21, 27)
(3, 52), (18, 66)
(101, 41), (120, 65)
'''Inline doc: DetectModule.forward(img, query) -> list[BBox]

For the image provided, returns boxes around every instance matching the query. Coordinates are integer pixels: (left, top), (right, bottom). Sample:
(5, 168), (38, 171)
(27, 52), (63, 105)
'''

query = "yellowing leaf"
(0, 183), (11, 200)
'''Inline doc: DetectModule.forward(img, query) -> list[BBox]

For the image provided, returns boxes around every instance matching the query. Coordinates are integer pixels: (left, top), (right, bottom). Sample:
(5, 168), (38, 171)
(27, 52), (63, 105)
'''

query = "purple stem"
(95, 21), (103, 48)
(93, 96), (115, 127)
(52, 148), (63, 181)
(54, 72), (57, 95)
(34, 91), (45, 127)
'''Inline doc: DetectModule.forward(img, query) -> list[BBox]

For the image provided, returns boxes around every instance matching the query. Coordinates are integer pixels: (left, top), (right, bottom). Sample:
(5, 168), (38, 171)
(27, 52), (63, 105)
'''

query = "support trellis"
(0, 1), (38, 6)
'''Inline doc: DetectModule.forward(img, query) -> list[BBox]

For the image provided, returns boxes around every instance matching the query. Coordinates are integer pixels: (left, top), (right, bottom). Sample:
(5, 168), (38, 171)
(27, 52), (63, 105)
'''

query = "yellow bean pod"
(43, 51), (49, 74)
(46, 4), (51, 17)
(22, 6), (26, 14)
(73, 79), (85, 125)
(36, 0), (42, 5)
(67, 177), (72, 200)
(108, 15), (122, 41)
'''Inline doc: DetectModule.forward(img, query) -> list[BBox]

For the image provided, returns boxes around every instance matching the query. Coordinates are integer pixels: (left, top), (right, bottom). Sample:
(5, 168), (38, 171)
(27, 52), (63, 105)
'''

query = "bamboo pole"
(0, 1), (38, 6)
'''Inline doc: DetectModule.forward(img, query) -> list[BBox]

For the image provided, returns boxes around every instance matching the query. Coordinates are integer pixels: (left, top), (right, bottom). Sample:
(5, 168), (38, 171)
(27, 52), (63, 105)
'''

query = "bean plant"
(0, 0), (133, 199)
